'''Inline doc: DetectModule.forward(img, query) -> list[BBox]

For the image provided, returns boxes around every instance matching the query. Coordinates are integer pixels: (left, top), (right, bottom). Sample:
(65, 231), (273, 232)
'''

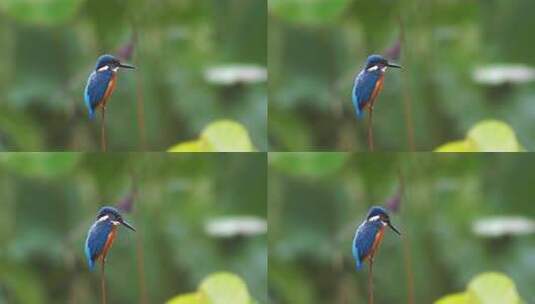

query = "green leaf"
(198, 272), (251, 304)
(269, 0), (350, 25)
(168, 140), (210, 152)
(0, 153), (79, 178)
(467, 272), (521, 304)
(201, 120), (254, 152)
(168, 120), (255, 152)
(435, 120), (521, 152)
(435, 140), (477, 152)
(0, 0), (83, 26)
(269, 152), (348, 178)
(166, 293), (201, 304)
(434, 293), (469, 304)
(434, 272), (524, 304)
(466, 120), (519, 152)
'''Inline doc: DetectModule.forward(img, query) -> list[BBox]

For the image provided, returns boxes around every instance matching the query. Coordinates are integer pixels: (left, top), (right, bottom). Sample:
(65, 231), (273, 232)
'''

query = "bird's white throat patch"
(111, 220), (121, 226)
(381, 66), (388, 72)
(97, 215), (109, 222)
(368, 215), (380, 222)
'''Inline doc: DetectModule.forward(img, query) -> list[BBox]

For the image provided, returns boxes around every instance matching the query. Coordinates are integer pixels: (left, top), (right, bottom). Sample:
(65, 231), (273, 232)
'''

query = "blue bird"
(84, 206), (135, 271)
(84, 54), (135, 119)
(352, 206), (400, 270)
(352, 54), (401, 119)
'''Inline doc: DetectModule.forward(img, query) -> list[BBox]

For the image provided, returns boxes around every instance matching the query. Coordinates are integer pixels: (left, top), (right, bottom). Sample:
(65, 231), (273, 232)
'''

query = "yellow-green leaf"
(168, 140), (210, 152)
(466, 272), (521, 304)
(168, 120), (255, 152)
(200, 120), (254, 152)
(198, 272), (251, 304)
(434, 292), (469, 304)
(166, 293), (201, 304)
(435, 140), (476, 152)
(466, 120), (519, 152)
(435, 120), (521, 152)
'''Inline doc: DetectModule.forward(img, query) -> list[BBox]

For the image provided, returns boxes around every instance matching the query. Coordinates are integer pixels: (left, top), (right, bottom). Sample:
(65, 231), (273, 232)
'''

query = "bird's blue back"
(352, 69), (382, 119)
(84, 219), (113, 270)
(84, 70), (113, 119)
(352, 220), (383, 270)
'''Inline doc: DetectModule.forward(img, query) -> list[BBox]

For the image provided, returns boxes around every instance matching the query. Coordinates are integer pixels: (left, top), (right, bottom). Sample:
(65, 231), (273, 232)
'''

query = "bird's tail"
(355, 105), (365, 120)
(355, 257), (363, 270)
(88, 108), (95, 120)
(88, 258), (95, 271)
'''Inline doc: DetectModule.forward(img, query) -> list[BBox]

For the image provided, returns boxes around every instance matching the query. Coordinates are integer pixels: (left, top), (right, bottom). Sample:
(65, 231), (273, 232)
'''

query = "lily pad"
(166, 293), (201, 304)
(434, 272), (523, 304)
(466, 272), (521, 304)
(198, 272), (251, 304)
(435, 120), (521, 152)
(168, 120), (255, 152)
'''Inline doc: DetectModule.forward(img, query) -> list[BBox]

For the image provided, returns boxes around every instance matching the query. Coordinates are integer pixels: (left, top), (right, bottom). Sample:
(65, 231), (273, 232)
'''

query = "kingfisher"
(84, 54), (135, 119)
(352, 54), (401, 119)
(352, 206), (400, 270)
(84, 206), (135, 270)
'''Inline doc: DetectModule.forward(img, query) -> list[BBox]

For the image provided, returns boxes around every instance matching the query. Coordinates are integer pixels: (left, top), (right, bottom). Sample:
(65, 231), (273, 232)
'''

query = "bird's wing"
(84, 220), (113, 270)
(352, 70), (382, 119)
(353, 220), (382, 270)
(84, 70), (113, 119)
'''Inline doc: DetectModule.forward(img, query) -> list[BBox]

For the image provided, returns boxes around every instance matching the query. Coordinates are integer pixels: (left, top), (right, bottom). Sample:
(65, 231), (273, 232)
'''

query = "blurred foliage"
(435, 120), (522, 152)
(435, 272), (524, 304)
(268, 0), (535, 151)
(166, 272), (257, 304)
(268, 153), (535, 303)
(0, 153), (267, 303)
(0, 0), (266, 151)
(168, 120), (255, 152)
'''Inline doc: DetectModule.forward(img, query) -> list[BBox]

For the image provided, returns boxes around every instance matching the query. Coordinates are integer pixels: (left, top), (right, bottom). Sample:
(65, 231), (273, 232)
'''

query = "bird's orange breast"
(369, 75), (384, 107)
(363, 225), (385, 262)
(101, 73), (117, 108)
(99, 225), (117, 262)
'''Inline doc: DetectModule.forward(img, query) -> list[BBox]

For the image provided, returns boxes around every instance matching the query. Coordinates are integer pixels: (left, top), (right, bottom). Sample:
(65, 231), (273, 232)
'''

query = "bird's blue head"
(364, 54), (402, 71)
(94, 54), (135, 72)
(96, 206), (136, 231)
(366, 206), (400, 235)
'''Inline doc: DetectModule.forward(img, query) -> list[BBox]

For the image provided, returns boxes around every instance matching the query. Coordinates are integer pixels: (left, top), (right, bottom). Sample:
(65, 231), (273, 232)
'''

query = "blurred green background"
(268, 0), (535, 151)
(0, 0), (267, 151)
(268, 153), (535, 303)
(0, 153), (267, 303)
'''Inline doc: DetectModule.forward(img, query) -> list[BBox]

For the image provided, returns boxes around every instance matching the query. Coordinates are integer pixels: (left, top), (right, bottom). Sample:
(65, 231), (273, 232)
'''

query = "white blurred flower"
(204, 64), (267, 85)
(472, 216), (535, 237)
(473, 64), (535, 85)
(205, 216), (267, 238)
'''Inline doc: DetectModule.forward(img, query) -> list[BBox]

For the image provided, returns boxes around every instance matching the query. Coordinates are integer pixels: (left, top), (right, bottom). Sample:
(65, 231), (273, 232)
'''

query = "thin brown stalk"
(368, 108), (375, 152)
(101, 107), (107, 152)
(368, 257), (374, 304)
(101, 260), (107, 304)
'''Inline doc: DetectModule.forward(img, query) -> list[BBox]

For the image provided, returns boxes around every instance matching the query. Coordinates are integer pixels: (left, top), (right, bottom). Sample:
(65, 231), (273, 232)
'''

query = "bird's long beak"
(119, 63), (136, 70)
(121, 220), (136, 231)
(388, 222), (401, 235)
(387, 62), (402, 69)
